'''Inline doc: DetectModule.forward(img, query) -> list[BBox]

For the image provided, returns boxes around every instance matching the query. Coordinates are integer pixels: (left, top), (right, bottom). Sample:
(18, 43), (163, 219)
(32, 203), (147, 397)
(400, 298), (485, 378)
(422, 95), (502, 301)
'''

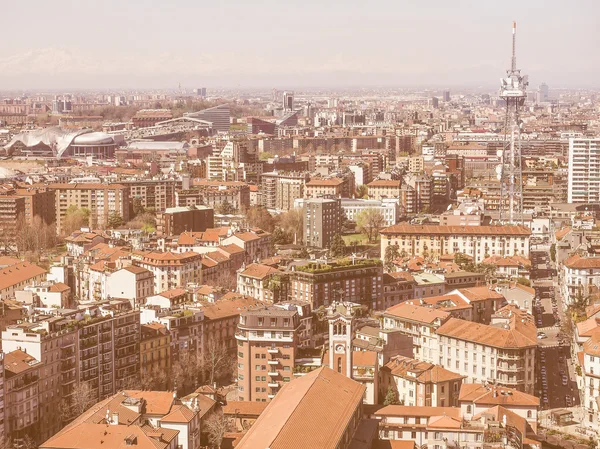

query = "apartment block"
(367, 179), (402, 200)
(437, 305), (537, 394)
(0, 194), (25, 245)
(290, 259), (383, 310)
(236, 306), (300, 402)
(156, 206), (215, 236)
(303, 198), (343, 249)
(582, 331), (600, 430)
(260, 171), (308, 211)
(380, 225), (531, 264)
(48, 183), (130, 234)
(134, 251), (203, 294)
(567, 137), (600, 203)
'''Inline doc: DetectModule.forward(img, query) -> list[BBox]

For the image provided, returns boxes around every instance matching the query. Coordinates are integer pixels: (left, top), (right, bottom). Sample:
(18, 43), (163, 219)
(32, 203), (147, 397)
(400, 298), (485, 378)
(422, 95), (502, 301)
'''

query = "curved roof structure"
(4, 127), (117, 158)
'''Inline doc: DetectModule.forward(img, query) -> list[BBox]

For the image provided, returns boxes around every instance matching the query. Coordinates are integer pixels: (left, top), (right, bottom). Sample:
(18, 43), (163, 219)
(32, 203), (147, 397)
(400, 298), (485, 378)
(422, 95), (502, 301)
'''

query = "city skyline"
(2, 0), (599, 89)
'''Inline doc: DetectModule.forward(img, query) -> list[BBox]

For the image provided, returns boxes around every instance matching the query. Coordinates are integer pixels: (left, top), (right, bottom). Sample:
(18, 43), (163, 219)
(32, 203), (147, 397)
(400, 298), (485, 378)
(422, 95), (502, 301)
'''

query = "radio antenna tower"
(499, 21), (528, 224)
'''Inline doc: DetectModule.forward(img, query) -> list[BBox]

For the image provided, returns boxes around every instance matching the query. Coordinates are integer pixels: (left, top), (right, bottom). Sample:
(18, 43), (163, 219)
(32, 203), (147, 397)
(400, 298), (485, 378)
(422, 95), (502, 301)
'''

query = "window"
(527, 410), (532, 418)
(467, 405), (472, 413)
(255, 376), (260, 381)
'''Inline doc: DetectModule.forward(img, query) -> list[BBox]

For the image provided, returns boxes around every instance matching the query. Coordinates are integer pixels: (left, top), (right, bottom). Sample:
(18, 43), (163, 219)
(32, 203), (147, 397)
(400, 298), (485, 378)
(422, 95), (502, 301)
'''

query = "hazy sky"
(2, 0), (599, 89)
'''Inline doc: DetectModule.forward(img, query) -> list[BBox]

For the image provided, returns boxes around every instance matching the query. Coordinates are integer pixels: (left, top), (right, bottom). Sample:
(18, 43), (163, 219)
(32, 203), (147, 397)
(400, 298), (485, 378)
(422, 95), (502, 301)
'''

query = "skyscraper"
(567, 138), (600, 203)
(536, 82), (549, 103)
(443, 90), (451, 102)
(283, 91), (294, 112)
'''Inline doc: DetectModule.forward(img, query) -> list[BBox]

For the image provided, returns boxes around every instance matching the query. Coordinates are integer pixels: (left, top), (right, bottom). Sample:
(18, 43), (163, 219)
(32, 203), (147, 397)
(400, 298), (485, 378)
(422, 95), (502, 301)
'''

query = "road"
(531, 248), (579, 410)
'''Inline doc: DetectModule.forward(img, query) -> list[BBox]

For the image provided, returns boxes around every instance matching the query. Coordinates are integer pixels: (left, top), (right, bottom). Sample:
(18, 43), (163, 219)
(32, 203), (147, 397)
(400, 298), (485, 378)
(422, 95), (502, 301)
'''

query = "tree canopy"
(355, 208), (385, 243)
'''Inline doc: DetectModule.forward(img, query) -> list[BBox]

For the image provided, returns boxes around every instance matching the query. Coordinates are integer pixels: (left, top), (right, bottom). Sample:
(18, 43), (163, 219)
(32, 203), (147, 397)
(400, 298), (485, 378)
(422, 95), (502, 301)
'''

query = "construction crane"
(499, 21), (528, 224)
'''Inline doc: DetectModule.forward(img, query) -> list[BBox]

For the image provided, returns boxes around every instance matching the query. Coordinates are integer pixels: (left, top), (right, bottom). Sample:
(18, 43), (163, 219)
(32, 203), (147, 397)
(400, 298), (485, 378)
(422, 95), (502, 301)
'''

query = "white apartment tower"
(568, 138), (600, 203)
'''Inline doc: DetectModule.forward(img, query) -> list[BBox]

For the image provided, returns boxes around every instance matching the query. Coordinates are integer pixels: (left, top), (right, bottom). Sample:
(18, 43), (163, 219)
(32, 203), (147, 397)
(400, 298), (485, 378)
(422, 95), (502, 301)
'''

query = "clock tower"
(327, 303), (355, 378)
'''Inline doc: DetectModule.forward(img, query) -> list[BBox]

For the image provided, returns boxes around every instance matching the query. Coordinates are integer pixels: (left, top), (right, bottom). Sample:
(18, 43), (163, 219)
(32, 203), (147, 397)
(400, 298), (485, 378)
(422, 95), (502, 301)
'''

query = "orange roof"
(352, 351), (378, 367)
(564, 254), (600, 269)
(48, 282), (70, 293)
(384, 303), (450, 324)
(5, 349), (40, 375)
(0, 256), (23, 267)
(222, 401), (268, 417)
(482, 255), (531, 268)
(367, 180), (402, 188)
(384, 356), (464, 383)
(457, 286), (504, 302)
(381, 224), (531, 236)
(577, 317), (600, 338)
(123, 391), (175, 415)
(458, 384), (540, 407)
(437, 316), (536, 349)
(407, 294), (472, 311)
(555, 226), (571, 241)
(236, 367), (365, 449)
(0, 262), (46, 292)
(306, 178), (344, 187)
(202, 296), (263, 321)
(375, 405), (461, 418)
(157, 288), (187, 299)
(428, 415), (462, 429)
(240, 263), (280, 280)
(160, 404), (196, 423)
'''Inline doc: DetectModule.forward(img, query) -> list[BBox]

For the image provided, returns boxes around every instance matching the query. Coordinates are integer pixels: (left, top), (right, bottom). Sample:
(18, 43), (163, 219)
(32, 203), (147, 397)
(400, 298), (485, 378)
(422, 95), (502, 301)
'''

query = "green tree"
(329, 234), (347, 257)
(107, 211), (124, 229)
(550, 244), (556, 262)
(217, 200), (237, 215)
(272, 227), (292, 245)
(385, 243), (400, 272)
(279, 208), (304, 242)
(383, 385), (400, 406)
(516, 277), (531, 287)
(355, 208), (385, 243)
(132, 197), (145, 216)
(298, 247), (310, 258)
(63, 206), (90, 235)
(246, 207), (276, 232)
(355, 184), (369, 199)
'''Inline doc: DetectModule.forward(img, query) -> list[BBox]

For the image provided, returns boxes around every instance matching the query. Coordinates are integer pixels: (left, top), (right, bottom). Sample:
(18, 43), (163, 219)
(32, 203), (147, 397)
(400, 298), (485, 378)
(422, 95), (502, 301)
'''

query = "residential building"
(235, 306), (301, 402)
(14, 186), (56, 226)
(382, 303), (450, 363)
(367, 179), (402, 200)
(381, 355), (465, 407)
(458, 383), (540, 432)
(140, 323), (171, 380)
(135, 251), (203, 294)
(4, 350), (42, 443)
(382, 272), (416, 309)
(562, 254), (600, 306)
(237, 263), (285, 302)
(482, 255), (532, 279)
(0, 194), (25, 246)
(290, 258), (383, 309)
(567, 137), (600, 203)
(0, 261), (47, 300)
(380, 225), (531, 264)
(341, 198), (399, 227)
(443, 271), (485, 291)
(303, 197), (343, 249)
(48, 183), (130, 234)
(236, 367), (368, 449)
(305, 177), (349, 199)
(222, 229), (272, 264)
(260, 171), (308, 211)
(124, 179), (177, 213)
(156, 206), (215, 236)
(412, 273), (445, 299)
(437, 305), (537, 394)
(582, 330), (600, 430)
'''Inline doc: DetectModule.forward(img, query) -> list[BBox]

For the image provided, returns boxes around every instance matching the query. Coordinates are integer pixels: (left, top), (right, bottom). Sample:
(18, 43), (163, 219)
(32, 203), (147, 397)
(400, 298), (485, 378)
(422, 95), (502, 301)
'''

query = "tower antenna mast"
(499, 21), (528, 224)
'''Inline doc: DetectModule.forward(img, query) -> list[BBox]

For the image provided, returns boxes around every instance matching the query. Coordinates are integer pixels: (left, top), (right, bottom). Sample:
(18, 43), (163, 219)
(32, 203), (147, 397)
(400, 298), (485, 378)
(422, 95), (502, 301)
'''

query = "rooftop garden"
(295, 258), (382, 274)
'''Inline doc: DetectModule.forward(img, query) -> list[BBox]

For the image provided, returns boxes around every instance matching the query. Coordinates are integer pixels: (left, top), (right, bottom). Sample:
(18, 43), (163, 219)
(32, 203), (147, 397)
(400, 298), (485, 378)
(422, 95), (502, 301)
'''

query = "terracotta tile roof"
(0, 262), (46, 292)
(202, 296), (263, 321)
(306, 178), (344, 187)
(428, 415), (462, 429)
(473, 405), (527, 436)
(123, 265), (151, 275)
(231, 232), (261, 242)
(384, 356), (464, 383)
(218, 244), (245, 255)
(239, 263), (280, 280)
(406, 294), (472, 311)
(160, 404), (196, 423)
(48, 282), (70, 292)
(564, 254), (600, 269)
(482, 255), (532, 267)
(555, 226), (571, 242)
(373, 441), (416, 449)
(458, 384), (540, 407)
(0, 256), (21, 267)
(437, 316), (537, 349)
(141, 323), (169, 337)
(576, 317), (600, 338)
(352, 351), (378, 366)
(586, 304), (600, 319)
(456, 286), (504, 302)
(384, 303), (450, 324)
(157, 288), (187, 299)
(380, 224), (531, 236)
(367, 180), (402, 188)
(236, 367), (365, 449)
(222, 401), (268, 417)
(583, 329), (600, 356)
(5, 349), (40, 375)
(41, 423), (173, 449)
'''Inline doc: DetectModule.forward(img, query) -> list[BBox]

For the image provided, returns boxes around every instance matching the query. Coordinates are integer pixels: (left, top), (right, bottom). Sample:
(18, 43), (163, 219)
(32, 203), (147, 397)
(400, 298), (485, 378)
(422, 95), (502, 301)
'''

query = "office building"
(303, 197), (343, 249)
(185, 104), (230, 132)
(156, 205), (214, 236)
(283, 91), (294, 112)
(568, 138), (600, 203)
(235, 306), (301, 402)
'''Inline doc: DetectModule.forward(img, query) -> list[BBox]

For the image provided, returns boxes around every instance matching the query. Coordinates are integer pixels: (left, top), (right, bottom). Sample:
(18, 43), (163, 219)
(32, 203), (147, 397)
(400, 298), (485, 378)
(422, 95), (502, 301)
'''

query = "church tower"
(327, 303), (355, 378)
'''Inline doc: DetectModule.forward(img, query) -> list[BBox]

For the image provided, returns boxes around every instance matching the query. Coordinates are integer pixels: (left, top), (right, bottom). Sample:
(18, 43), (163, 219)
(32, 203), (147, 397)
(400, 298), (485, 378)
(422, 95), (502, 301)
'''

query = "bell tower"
(327, 303), (355, 378)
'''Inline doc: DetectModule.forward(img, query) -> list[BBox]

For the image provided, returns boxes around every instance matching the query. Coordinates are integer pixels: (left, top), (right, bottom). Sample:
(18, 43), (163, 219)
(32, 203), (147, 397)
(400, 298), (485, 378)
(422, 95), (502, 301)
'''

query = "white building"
(568, 137), (600, 203)
(135, 251), (203, 294)
(341, 198), (399, 227)
(562, 255), (600, 306)
(582, 331), (600, 431)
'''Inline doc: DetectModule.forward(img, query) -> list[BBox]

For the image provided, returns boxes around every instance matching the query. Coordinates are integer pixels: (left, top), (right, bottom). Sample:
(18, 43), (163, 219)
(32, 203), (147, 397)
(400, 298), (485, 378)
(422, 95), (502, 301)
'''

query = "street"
(531, 249), (579, 411)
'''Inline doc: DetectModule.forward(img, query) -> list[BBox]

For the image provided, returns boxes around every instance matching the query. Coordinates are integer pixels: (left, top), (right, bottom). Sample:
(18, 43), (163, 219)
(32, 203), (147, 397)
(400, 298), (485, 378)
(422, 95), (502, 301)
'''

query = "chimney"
(111, 412), (119, 425)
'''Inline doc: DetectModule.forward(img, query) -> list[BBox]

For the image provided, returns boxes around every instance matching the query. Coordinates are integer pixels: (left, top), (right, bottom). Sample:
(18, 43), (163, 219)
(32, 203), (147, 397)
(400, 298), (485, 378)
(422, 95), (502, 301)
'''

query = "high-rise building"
(185, 104), (230, 132)
(303, 198), (343, 249)
(235, 306), (301, 402)
(536, 82), (549, 103)
(568, 138), (600, 203)
(283, 91), (294, 112)
(443, 90), (451, 102)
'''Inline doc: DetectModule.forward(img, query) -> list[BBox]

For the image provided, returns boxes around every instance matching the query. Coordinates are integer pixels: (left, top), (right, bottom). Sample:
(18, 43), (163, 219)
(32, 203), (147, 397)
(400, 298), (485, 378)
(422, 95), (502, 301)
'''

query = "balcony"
(268, 393), (276, 399)
(268, 382), (279, 388)
(267, 348), (279, 354)
(268, 371), (279, 377)
(267, 359), (279, 365)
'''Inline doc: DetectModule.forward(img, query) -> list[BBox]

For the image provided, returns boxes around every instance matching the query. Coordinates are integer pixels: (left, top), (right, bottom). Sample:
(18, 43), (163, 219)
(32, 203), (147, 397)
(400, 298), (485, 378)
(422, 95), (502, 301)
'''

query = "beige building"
(134, 251), (203, 294)
(380, 225), (531, 264)
(48, 183), (129, 234)
(367, 179), (402, 200)
(235, 306), (301, 402)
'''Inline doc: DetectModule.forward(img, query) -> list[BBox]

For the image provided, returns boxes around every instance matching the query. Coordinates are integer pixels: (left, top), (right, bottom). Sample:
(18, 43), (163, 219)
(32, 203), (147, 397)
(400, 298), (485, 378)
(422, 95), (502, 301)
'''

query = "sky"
(2, 0), (599, 90)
